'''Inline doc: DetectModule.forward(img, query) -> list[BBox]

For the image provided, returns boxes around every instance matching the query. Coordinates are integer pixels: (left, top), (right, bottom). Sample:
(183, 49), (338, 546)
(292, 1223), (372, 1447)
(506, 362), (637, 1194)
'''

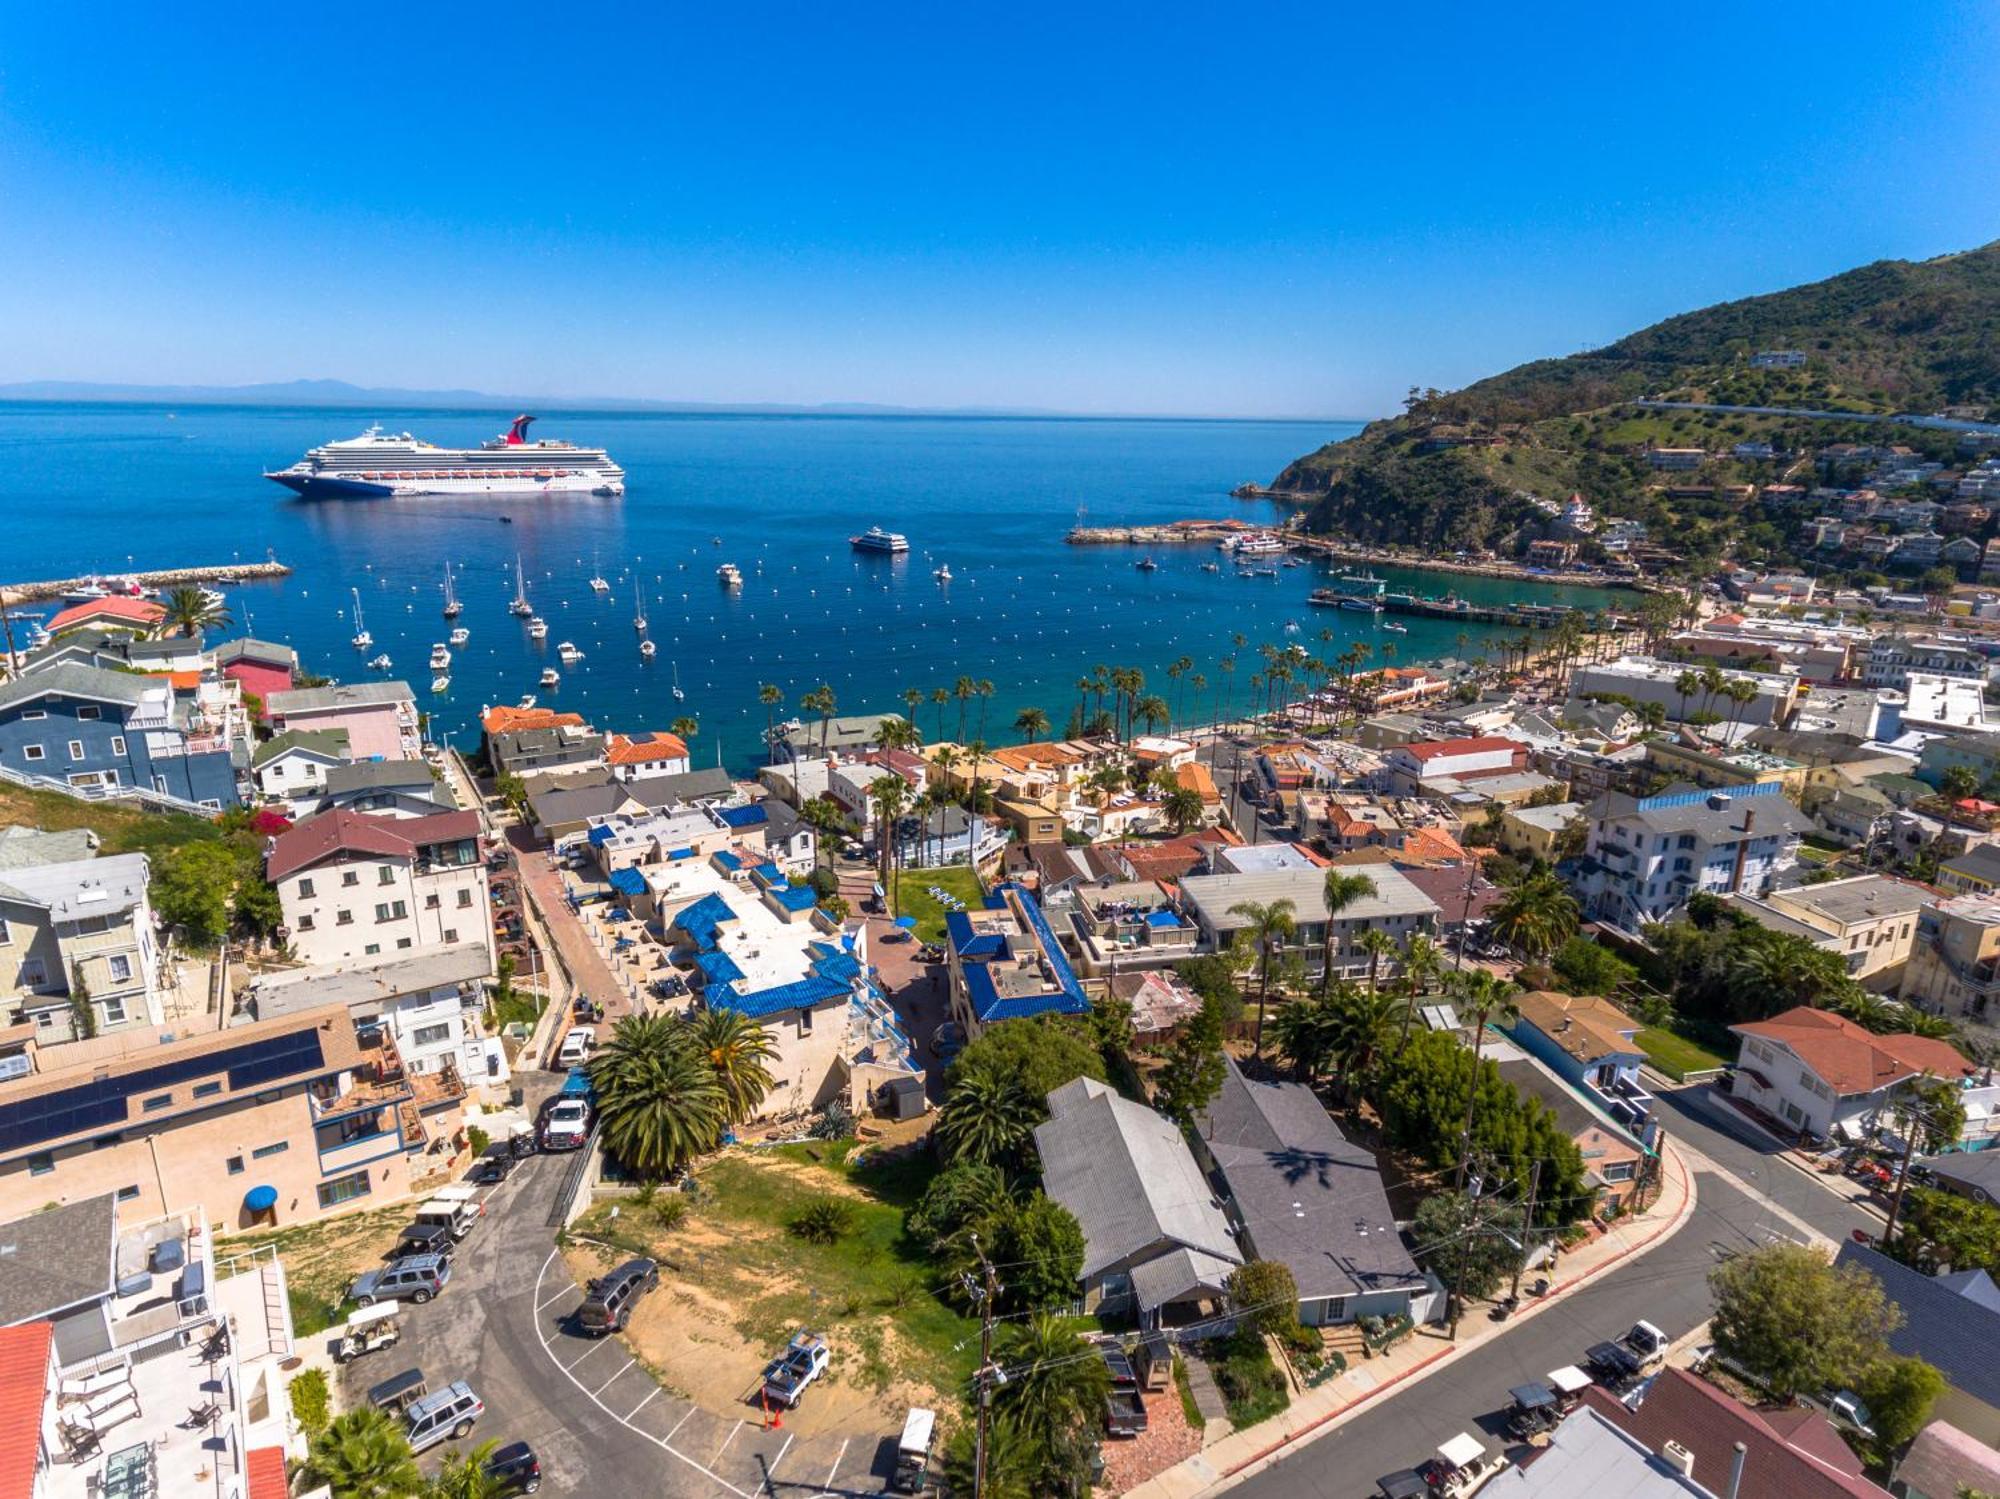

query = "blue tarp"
(1146, 909), (1183, 929)
(586, 824), (616, 846)
(608, 867), (649, 898)
(770, 882), (817, 913)
(718, 803), (769, 828)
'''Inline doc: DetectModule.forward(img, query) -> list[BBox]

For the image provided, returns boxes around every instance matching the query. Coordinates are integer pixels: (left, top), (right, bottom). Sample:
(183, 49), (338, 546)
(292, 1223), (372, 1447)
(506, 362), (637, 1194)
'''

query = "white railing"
(0, 760), (217, 817)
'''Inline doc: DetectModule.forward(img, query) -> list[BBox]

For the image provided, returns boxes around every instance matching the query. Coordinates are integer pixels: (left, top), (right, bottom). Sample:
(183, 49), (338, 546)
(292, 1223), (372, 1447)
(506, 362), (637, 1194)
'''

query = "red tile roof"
(246, 1446), (289, 1499)
(0, 1323), (52, 1499)
(1398, 736), (1524, 762)
(266, 807), (481, 883)
(46, 595), (167, 633)
(607, 731), (689, 765)
(1581, 1368), (1885, 1499)
(1732, 1007), (1973, 1096)
(481, 705), (585, 734)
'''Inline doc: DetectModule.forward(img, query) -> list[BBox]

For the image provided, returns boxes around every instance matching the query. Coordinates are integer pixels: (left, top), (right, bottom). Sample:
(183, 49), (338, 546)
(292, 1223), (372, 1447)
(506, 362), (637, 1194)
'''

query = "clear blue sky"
(3, 2), (1997, 417)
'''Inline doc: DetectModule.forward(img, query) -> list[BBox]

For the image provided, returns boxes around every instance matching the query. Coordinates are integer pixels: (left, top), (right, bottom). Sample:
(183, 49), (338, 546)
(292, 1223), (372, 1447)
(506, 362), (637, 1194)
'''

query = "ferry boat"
(1327, 569), (1387, 599)
(265, 416), (625, 499)
(718, 563), (743, 588)
(850, 527), (910, 555)
(1221, 532), (1287, 557)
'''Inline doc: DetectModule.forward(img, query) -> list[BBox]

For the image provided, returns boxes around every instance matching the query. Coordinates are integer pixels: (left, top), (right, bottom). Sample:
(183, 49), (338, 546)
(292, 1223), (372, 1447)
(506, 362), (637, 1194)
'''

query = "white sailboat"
(633, 586), (648, 634)
(589, 551), (610, 593)
(349, 588), (372, 650)
(442, 563), (463, 618)
(508, 555), (534, 617)
(671, 661), (685, 701)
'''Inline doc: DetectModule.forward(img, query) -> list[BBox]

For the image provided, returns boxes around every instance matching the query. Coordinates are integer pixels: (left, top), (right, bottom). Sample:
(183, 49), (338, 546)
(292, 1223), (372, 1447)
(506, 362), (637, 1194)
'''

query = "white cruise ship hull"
(266, 416), (624, 500)
(266, 467), (623, 499)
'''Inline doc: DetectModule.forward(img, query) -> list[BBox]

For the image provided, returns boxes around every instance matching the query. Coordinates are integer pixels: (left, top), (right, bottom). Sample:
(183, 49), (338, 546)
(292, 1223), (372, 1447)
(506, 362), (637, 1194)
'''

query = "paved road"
(1232, 1166), (1876, 1498)
(345, 1143), (900, 1497)
(1196, 741), (1289, 846)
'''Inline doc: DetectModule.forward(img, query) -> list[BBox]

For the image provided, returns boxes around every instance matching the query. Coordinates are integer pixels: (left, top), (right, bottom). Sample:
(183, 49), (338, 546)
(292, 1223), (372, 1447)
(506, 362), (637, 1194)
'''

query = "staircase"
(0, 760), (218, 818)
(1321, 1322), (1369, 1366)
(254, 1257), (292, 1359)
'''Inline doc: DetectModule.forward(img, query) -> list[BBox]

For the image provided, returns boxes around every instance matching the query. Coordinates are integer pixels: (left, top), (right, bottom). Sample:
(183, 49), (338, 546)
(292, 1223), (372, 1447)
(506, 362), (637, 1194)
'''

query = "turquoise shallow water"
(0, 403), (1620, 771)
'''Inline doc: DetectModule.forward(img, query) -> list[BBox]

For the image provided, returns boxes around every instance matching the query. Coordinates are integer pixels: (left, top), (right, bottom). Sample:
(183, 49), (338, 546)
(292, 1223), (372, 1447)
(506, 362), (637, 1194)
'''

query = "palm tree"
(935, 1065), (1038, 1166)
(1446, 968), (1521, 1188)
(1355, 926), (1398, 995)
(990, 1313), (1112, 1474)
(687, 1007), (777, 1124)
(426, 1439), (509, 1499)
(159, 584), (231, 639)
(1318, 871), (1379, 997)
(1272, 994), (1341, 1084)
(670, 715), (699, 744)
(1133, 695), (1171, 736)
(587, 1014), (726, 1179)
(1164, 785), (1205, 834)
(1228, 898), (1297, 1060)
(301, 1407), (422, 1499)
(1395, 932), (1444, 1051)
(869, 774), (910, 909)
(1488, 872), (1579, 963)
(1673, 670), (1699, 723)
(931, 686), (951, 744)
(799, 795), (847, 876)
(800, 684), (837, 759)
(953, 676), (976, 743)
(975, 679), (997, 741)
(1014, 706), (1051, 743)
(901, 686), (926, 742)
(759, 683), (784, 764)
(1330, 982), (1402, 1100)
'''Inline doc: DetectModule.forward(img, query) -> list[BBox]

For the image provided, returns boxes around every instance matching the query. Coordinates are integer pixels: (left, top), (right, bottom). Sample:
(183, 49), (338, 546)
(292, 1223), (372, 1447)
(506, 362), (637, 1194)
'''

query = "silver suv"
(350, 1254), (451, 1306)
(405, 1380), (484, 1453)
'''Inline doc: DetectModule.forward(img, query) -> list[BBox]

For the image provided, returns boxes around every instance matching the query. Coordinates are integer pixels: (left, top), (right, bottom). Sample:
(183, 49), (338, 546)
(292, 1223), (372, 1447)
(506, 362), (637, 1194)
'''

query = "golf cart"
(366, 1367), (430, 1415)
(1504, 1382), (1560, 1443)
(1422, 1432), (1510, 1496)
(1374, 1472), (1429, 1499)
(891, 1406), (936, 1494)
(1547, 1364), (1593, 1413)
(334, 1302), (402, 1364)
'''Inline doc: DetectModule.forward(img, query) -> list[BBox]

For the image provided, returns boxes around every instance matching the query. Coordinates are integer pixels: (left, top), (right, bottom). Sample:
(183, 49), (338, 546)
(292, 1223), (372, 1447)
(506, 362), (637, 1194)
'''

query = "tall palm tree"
(1672, 670), (1698, 723)
(1133, 695), (1171, 736)
(1446, 968), (1521, 1189)
(931, 686), (951, 744)
(687, 1006), (777, 1124)
(869, 774), (910, 910)
(587, 1013), (726, 1178)
(935, 1065), (1038, 1166)
(1488, 872), (1579, 964)
(159, 585), (232, 639)
(801, 684), (837, 759)
(900, 686), (926, 742)
(975, 679), (997, 741)
(1318, 871), (1378, 997)
(1355, 926), (1398, 995)
(990, 1313), (1113, 1473)
(1395, 932), (1444, 1052)
(426, 1439), (509, 1499)
(799, 795), (847, 876)
(953, 676), (976, 743)
(1228, 898), (1297, 1060)
(301, 1407), (422, 1499)
(1014, 706), (1050, 743)
(759, 683), (784, 763)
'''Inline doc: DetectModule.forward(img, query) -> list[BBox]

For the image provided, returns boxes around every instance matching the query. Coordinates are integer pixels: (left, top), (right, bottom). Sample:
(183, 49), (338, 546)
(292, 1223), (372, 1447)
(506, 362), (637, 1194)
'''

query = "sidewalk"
(1126, 1143), (1699, 1499)
(513, 843), (640, 1064)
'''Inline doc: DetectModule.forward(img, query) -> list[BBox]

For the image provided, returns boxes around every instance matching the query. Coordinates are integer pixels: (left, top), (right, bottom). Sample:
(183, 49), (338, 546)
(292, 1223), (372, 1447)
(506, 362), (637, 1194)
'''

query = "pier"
(0, 560), (292, 607)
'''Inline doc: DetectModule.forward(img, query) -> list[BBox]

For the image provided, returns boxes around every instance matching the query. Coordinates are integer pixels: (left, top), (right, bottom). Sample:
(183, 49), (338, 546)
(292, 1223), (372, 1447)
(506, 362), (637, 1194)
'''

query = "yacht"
(934, 563), (953, 582)
(349, 588), (372, 650)
(265, 415), (625, 498)
(671, 662), (685, 701)
(539, 667), (561, 688)
(429, 644), (452, 671)
(1135, 557), (1158, 572)
(508, 556), (534, 617)
(442, 564), (463, 618)
(430, 675), (451, 693)
(528, 616), (548, 640)
(718, 563), (743, 588)
(850, 527), (910, 555)
(368, 653), (393, 671)
(639, 638), (657, 660)
(516, 694), (537, 710)
(557, 641), (583, 664)
(449, 626), (470, 647)
(1383, 621), (1409, 633)
(1222, 532), (1287, 557)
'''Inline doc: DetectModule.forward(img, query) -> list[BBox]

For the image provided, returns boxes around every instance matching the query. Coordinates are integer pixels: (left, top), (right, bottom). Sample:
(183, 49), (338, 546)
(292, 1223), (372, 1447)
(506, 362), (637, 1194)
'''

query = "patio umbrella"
(894, 916), (917, 929)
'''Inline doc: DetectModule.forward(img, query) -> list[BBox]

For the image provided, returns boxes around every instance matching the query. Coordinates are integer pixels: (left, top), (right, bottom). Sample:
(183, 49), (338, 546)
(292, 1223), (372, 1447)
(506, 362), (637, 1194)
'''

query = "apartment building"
(266, 808), (491, 969)
(1721, 875), (1928, 990)
(264, 680), (421, 763)
(1575, 783), (1813, 928)
(0, 828), (163, 1040)
(0, 663), (243, 808)
(946, 882), (1092, 1038)
(1176, 864), (1440, 980)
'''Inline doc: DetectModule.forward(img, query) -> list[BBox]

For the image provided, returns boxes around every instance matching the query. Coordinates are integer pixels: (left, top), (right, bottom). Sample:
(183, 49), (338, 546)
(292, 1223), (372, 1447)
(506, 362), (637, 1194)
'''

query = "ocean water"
(0, 403), (1622, 771)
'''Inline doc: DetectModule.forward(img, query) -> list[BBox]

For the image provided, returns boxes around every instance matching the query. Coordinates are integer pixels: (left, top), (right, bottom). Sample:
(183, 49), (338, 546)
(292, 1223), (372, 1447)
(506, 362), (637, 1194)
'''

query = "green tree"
(302, 1407), (423, 1499)
(1550, 935), (1639, 996)
(494, 772), (528, 819)
(989, 1314), (1113, 1490)
(1489, 872), (1580, 963)
(994, 1193), (1087, 1312)
(670, 715), (699, 744)
(586, 1013), (727, 1179)
(1271, 991), (1341, 1085)
(1164, 785), (1206, 834)
(685, 1006), (776, 1124)
(1013, 706), (1051, 743)
(1707, 1243), (1899, 1400)
(1318, 871), (1378, 997)
(1895, 1186), (2000, 1274)
(869, 774), (909, 912)
(1226, 1259), (1302, 1342)
(67, 961), (97, 1041)
(1229, 898), (1297, 1060)
(1445, 967), (1521, 1186)
(150, 841), (242, 946)
(1939, 764), (1981, 803)
(935, 1064), (1040, 1168)
(907, 1161), (1014, 1250)
(1856, 1354), (1945, 1451)
(1153, 993), (1229, 1126)
(1900, 1075), (1968, 1154)
(160, 584), (233, 638)
(955, 1015), (1107, 1099)
(1174, 954), (1245, 1024)
(1413, 1190), (1526, 1302)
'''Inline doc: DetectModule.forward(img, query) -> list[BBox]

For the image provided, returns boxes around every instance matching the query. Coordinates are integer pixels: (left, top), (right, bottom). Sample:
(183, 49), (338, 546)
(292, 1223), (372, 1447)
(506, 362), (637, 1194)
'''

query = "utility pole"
(1881, 1089), (1932, 1251)
(1447, 1160), (1486, 1342)
(1453, 859), (1479, 972)
(969, 1237), (1000, 1499)
(1509, 1159), (1542, 1304)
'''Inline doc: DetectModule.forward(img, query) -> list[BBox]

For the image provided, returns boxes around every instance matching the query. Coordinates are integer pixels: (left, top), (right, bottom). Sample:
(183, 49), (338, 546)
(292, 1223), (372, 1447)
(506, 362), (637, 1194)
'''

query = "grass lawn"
(1206, 1327), (1289, 1429)
(889, 866), (985, 943)
(1797, 843), (1843, 865)
(0, 783), (222, 856)
(1638, 1025), (1729, 1082)
(220, 1202), (412, 1336)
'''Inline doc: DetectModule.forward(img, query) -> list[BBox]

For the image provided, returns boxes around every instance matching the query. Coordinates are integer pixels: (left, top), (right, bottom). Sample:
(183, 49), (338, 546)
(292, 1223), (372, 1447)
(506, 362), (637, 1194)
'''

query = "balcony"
(106, 1209), (216, 1353)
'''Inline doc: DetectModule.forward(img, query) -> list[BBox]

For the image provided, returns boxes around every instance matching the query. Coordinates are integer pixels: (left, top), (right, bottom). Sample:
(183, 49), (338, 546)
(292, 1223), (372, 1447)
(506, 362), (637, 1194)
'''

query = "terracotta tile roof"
(481, 705), (586, 735)
(1399, 827), (1466, 865)
(45, 596), (166, 633)
(1176, 760), (1219, 802)
(245, 1446), (289, 1499)
(265, 807), (480, 883)
(1515, 990), (1643, 1064)
(1398, 735), (1525, 762)
(0, 1323), (50, 1499)
(988, 741), (1087, 772)
(607, 731), (689, 765)
(1116, 829), (1241, 883)
(1581, 1368), (1885, 1498)
(1731, 1006), (1973, 1096)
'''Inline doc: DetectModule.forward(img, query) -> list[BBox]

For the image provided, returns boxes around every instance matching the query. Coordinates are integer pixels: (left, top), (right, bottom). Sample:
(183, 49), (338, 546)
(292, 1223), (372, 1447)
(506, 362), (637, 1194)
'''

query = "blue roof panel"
(770, 882), (817, 912)
(607, 867), (648, 897)
(719, 803), (768, 828)
(674, 892), (738, 947)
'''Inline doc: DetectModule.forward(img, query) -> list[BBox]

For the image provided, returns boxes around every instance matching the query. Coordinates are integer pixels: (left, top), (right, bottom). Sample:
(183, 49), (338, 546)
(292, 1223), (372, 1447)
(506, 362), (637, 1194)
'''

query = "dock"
(1370, 592), (1624, 628)
(1, 560), (291, 607)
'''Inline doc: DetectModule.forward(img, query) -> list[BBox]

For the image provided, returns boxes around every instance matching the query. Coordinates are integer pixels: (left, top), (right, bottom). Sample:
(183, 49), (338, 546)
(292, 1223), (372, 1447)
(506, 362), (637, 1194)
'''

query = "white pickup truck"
(1585, 1320), (1669, 1384)
(761, 1329), (830, 1408)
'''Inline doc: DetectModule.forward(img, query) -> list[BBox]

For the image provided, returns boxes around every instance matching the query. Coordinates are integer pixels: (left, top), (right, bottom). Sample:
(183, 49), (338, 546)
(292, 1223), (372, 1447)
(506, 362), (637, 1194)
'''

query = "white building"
(1176, 865), (1440, 980)
(265, 808), (492, 969)
(605, 731), (692, 782)
(1729, 1006), (1974, 1139)
(1571, 655), (1799, 728)
(0, 828), (163, 1040)
(1576, 783), (1814, 929)
(250, 729), (351, 804)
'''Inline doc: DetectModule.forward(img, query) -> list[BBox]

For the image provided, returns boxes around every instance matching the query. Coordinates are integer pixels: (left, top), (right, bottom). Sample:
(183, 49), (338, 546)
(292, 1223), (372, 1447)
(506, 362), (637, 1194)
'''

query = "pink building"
(213, 638), (299, 719)
(265, 680), (421, 762)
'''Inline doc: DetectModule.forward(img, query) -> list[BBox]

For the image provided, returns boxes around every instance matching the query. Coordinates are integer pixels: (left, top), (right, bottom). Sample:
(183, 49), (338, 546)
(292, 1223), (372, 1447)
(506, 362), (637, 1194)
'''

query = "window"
(109, 736), (126, 756)
(317, 1171), (373, 1209)
(226, 1156), (244, 1176)
(0, 916), (7, 943)
(99, 998), (125, 1026)
(364, 944), (381, 956)
(67, 740), (85, 761)
(297, 915), (315, 932)
(251, 1141), (289, 1160)
(75, 706), (100, 721)
(20, 710), (44, 721)
(396, 938), (412, 950)
(413, 1023), (452, 1048)
(193, 1081), (222, 1099)
(116, 1185), (140, 1202)
(298, 878), (315, 899)
(335, 909), (353, 926)
(376, 903), (394, 923)
(441, 928), (457, 944)
(379, 866), (396, 886)
(108, 954), (132, 983)
(457, 888), (473, 908)
(142, 1092), (173, 1112)
(16, 958), (42, 988)
(27, 1152), (53, 1177)
(1602, 1161), (1637, 1183)
(425, 893), (441, 910)
(22, 745), (44, 763)
(342, 870), (360, 888)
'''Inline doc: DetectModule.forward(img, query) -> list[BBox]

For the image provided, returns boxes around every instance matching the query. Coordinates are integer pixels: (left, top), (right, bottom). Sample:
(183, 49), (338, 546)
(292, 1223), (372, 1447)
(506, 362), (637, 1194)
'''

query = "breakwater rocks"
(1, 561), (292, 605)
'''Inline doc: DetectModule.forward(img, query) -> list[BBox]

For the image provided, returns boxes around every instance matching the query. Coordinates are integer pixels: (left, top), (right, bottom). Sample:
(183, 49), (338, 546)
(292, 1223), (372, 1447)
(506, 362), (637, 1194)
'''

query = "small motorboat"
(430, 675), (450, 693)
(934, 563), (953, 582)
(428, 644), (451, 670)
(1384, 621), (1409, 633)
(1199, 562), (1220, 573)
(449, 626), (470, 646)
(368, 653), (392, 671)
(557, 642), (583, 664)
(1135, 557), (1158, 572)
(516, 694), (537, 710)
(639, 639), (657, 659)
(528, 616), (548, 640)
(539, 667), (560, 688)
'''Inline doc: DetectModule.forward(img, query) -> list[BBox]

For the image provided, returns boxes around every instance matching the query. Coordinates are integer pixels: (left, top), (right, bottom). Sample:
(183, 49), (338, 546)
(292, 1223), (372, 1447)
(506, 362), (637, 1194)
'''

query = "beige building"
(1903, 889), (2000, 1021)
(0, 828), (163, 1041)
(1498, 801), (1585, 862)
(0, 1004), (465, 1234)
(1642, 740), (1807, 799)
(266, 807), (492, 970)
(1726, 875), (1929, 990)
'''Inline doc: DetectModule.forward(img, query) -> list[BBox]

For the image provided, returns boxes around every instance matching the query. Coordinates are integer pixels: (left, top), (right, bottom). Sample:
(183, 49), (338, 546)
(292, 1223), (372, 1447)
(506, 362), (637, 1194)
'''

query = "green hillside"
(1274, 242), (2000, 558)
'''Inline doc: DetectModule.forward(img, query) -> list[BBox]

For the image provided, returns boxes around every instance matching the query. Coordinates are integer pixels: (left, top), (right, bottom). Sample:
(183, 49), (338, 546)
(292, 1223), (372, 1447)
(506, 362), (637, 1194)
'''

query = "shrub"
(289, 1367), (331, 1437)
(466, 1125), (490, 1159)
(789, 1195), (856, 1245)
(1209, 1327), (1289, 1428)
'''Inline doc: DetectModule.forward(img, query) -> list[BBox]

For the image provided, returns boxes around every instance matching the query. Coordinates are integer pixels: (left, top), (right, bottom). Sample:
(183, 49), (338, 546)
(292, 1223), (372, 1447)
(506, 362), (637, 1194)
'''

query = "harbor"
(0, 560), (292, 606)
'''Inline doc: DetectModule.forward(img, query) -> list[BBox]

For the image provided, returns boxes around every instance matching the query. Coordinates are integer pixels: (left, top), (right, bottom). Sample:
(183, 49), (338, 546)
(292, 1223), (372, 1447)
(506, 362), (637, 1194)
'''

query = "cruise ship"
(849, 527), (910, 555)
(265, 416), (625, 499)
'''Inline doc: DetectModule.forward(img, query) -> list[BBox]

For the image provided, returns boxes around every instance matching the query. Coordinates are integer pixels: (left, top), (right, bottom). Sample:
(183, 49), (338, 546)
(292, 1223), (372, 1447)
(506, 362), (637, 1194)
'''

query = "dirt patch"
(225, 1202), (410, 1338)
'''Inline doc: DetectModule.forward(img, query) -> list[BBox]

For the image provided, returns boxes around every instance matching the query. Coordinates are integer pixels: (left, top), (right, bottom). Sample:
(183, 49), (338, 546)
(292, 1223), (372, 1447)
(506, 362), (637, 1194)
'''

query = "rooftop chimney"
(1726, 1440), (1747, 1499)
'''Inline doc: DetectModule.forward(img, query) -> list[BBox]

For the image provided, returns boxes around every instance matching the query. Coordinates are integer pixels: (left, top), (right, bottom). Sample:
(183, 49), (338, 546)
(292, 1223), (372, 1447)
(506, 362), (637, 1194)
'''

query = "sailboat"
(633, 586), (648, 634)
(508, 555), (534, 617)
(589, 551), (610, 593)
(639, 638), (657, 660)
(671, 661), (685, 701)
(349, 588), (372, 650)
(442, 563), (463, 618)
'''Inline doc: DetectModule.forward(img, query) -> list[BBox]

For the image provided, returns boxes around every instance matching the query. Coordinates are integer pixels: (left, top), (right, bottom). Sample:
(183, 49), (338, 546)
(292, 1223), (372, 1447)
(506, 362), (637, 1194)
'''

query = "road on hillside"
(1232, 1166), (1876, 1497)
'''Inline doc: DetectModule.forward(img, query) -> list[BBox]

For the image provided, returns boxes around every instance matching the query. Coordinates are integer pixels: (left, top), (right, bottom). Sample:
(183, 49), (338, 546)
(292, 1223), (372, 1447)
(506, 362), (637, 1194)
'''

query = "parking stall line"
(565, 1337), (613, 1372)
(759, 1433), (793, 1494)
(714, 1420), (744, 1463)
(818, 1438), (849, 1495)
(626, 1386), (663, 1422)
(665, 1405), (696, 1441)
(594, 1357), (636, 1395)
(538, 1285), (579, 1312)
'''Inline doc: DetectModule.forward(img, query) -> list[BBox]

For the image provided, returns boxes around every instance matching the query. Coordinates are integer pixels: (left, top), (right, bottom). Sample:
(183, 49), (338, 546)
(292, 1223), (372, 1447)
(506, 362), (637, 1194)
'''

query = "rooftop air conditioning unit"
(1660, 1441), (1695, 1478)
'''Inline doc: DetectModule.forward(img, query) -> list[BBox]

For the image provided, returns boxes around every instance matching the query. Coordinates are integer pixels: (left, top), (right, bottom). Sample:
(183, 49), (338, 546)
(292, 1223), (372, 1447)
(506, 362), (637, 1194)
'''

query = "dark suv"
(389, 1223), (455, 1262)
(576, 1259), (659, 1337)
(483, 1441), (542, 1494)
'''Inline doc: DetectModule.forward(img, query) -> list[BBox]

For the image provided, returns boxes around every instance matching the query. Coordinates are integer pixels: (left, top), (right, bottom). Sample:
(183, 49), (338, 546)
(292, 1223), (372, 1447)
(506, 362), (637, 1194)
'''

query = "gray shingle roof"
(213, 638), (298, 669)
(267, 680), (414, 713)
(0, 661), (155, 713)
(1587, 782), (1816, 841)
(1833, 1241), (2000, 1406)
(251, 728), (350, 770)
(324, 759), (436, 795)
(0, 853), (151, 920)
(0, 1195), (117, 1325)
(628, 767), (737, 806)
(1919, 1149), (2000, 1202)
(1033, 1077), (1240, 1282)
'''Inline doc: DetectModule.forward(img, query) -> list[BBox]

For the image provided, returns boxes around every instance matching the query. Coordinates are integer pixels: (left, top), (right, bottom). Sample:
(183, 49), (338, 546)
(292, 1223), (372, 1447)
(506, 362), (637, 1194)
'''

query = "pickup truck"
(1098, 1342), (1148, 1437)
(762, 1329), (831, 1408)
(1585, 1320), (1669, 1385)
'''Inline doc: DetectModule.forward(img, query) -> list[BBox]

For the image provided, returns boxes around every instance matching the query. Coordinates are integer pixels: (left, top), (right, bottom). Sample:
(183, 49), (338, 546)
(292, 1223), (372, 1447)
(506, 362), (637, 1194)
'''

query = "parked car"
(1098, 1342), (1148, 1437)
(557, 1027), (595, 1068)
(483, 1441), (543, 1495)
(351, 1255), (451, 1307)
(366, 1367), (429, 1414)
(405, 1380), (485, 1453)
(389, 1223), (455, 1262)
(891, 1407), (935, 1494)
(542, 1097), (593, 1152)
(410, 1197), (483, 1243)
(333, 1303), (403, 1364)
(577, 1259), (659, 1336)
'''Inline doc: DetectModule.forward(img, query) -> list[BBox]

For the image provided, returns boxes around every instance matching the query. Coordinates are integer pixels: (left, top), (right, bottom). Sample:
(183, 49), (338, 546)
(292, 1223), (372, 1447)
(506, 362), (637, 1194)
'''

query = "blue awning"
(244, 1185), (279, 1213)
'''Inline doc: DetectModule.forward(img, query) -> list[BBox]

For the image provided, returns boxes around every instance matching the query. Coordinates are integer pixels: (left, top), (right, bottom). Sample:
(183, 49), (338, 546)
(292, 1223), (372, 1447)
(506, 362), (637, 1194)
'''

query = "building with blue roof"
(946, 882), (1091, 1037)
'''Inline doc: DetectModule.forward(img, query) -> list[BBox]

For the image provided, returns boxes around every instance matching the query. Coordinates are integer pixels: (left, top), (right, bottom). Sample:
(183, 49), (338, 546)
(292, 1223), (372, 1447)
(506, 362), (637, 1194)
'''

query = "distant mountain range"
(0, 377), (1144, 420)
